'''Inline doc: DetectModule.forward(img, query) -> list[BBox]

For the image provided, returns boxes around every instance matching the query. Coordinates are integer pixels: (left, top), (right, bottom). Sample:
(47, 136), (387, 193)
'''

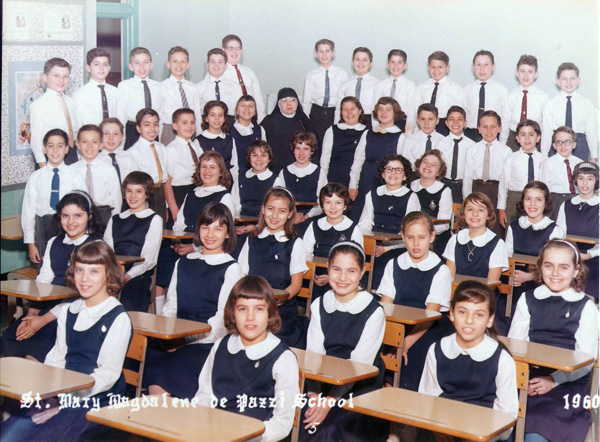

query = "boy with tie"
(197, 48), (238, 122)
(99, 118), (125, 182)
(402, 103), (445, 165)
(73, 48), (120, 126)
(30, 58), (79, 167)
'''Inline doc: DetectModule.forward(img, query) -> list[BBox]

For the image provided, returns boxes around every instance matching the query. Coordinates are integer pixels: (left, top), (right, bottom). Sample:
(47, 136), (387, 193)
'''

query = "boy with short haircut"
(99, 118), (125, 184)
(497, 120), (546, 227)
(303, 38), (349, 146)
(21, 129), (87, 264)
(542, 62), (598, 161)
(221, 35), (266, 122)
(73, 48), (120, 126)
(117, 47), (164, 149)
(70, 124), (122, 224)
(374, 49), (419, 133)
(197, 48), (238, 121)
(337, 47), (379, 128)
(540, 126), (584, 219)
(417, 51), (463, 136)
(436, 105), (475, 202)
(462, 50), (508, 142)
(501, 55), (549, 151)
(159, 46), (202, 146)
(30, 58), (79, 167)
(402, 103), (445, 165)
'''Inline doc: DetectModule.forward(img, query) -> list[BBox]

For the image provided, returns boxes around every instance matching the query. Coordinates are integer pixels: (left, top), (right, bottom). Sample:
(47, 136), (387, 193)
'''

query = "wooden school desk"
(452, 274), (501, 290)
(87, 401), (265, 442)
(1, 215), (23, 240)
(1, 280), (78, 302)
(364, 231), (403, 242)
(127, 312), (210, 340)
(235, 215), (259, 223)
(162, 230), (194, 240)
(566, 234), (599, 245)
(0, 357), (95, 400)
(380, 302), (442, 326)
(273, 289), (289, 305)
(511, 253), (537, 266)
(345, 387), (516, 442)
(116, 255), (144, 273)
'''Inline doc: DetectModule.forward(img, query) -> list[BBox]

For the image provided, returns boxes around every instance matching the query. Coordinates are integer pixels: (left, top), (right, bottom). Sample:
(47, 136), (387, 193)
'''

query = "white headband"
(555, 240), (580, 265)
(272, 186), (295, 200)
(70, 190), (92, 209)
(329, 240), (366, 261)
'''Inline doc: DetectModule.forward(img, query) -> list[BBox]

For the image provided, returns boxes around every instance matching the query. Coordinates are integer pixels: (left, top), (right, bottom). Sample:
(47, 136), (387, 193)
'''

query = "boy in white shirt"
(402, 103), (445, 165)
(99, 118), (125, 182)
(463, 50), (508, 142)
(197, 48), (238, 123)
(73, 48), (120, 126)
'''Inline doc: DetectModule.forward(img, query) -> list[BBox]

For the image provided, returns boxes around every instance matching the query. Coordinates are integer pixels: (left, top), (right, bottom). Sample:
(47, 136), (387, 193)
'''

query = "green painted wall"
(1, 186), (29, 274)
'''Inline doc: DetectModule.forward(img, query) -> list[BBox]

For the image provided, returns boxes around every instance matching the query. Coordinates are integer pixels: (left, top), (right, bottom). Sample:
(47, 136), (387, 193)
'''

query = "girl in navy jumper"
(1, 191), (103, 362)
(300, 241), (386, 442)
(195, 276), (299, 442)
(1, 242), (132, 442)
(420, 281), (518, 442)
(104, 172), (163, 312)
(378, 212), (453, 391)
(508, 240), (598, 442)
(229, 95), (266, 178)
(145, 203), (243, 399)
(238, 187), (309, 348)
(320, 97), (367, 188)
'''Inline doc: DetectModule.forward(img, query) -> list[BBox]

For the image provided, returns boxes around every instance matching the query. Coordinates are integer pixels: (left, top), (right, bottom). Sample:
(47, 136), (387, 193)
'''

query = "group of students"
(2, 34), (599, 442)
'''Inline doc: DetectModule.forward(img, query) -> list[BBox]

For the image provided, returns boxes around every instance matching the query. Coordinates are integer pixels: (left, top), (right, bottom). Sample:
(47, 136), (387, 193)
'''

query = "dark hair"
(122, 171), (154, 200)
(76, 124), (102, 142)
(532, 240), (587, 292)
(172, 108), (195, 124)
(328, 241), (365, 270)
(573, 162), (600, 190)
(418, 103), (439, 119)
(256, 188), (296, 239)
(517, 55), (538, 71)
(99, 118), (124, 134)
(222, 34), (242, 49)
(415, 149), (447, 180)
(353, 47), (373, 62)
(54, 191), (104, 236)
(446, 105), (466, 119)
(246, 140), (274, 169)
(377, 154), (413, 185)
(129, 47), (152, 63)
(552, 126), (577, 143)
(478, 110), (501, 127)
(235, 95), (257, 124)
(319, 182), (351, 210)
(339, 97), (365, 124)
(135, 108), (159, 126)
(459, 192), (497, 229)
(373, 97), (405, 122)
(223, 276), (281, 334)
(472, 50), (495, 65)
(201, 101), (230, 133)
(387, 49), (407, 62)
(86, 48), (111, 66)
(290, 131), (318, 154)
(43, 128), (69, 146)
(207, 48), (228, 63)
(401, 211), (434, 235)
(168, 46), (189, 60)
(515, 119), (541, 137)
(428, 51), (449, 66)
(451, 280), (500, 340)
(44, 58), (71, 75)
(193, 151), (231, 188)
(516, 181), (553, 216)
(315, 38), (335, 51)
(65, 242), (123, 297)
(557, 62), (579, 78)
(193, 202), (236, 253)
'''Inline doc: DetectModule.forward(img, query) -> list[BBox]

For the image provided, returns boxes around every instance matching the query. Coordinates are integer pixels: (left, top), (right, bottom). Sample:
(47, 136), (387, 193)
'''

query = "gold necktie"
(58, 93), (75, 146)
(149, 143), (164, 185)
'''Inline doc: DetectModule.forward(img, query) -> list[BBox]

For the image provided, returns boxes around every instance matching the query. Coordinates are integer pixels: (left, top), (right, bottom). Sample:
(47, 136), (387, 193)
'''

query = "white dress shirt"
(542, 91), (599, 158)
(375, 76), (419, 132)
(165, 136), (203, 186)
(274, 163), (327, 218)
(45, 297), (131, 399)
(195, 333), (299, 442)
(337, 73), (380, 119)
(320, 123), (365, 180)
(197, 73), (240, 119)
(223, 63), (266, 122)
(505, 216), (565, 256)
(509, 285), (598, 385)
(556, 195), (599, 258)
(303, 216), (364, 260)
(231, 168), (273, 217)
(160, 75), (202, 129)
(118, 137), (169, 185)
(303, 65), (349, 115)
(437, 134), (475, 180)
(163, 252), (243, 344)
(401, 130), (445, 165)
(410, 180), (453, 234)
(497, 149), (546, 210)
(443, 228), (509, 272)
(37, 234), (94, 284)
(116, 75), (164, 124)
(30, 89), (79, 163)
(501, 85), (549, 140)
(21, 163), (88, 243)
(417, 76), (464, 118)
(358, 185), (421, 234)
(377, 251), (452, 310)
(73, 79), (120, 126)
(172, 185), (235, 232)
(70, 157), (122, 215)
(540, 153), (583, 194)
(462, 79), (508, 129)
(103, 208), (163, 279)
(462, 140), (512, 197)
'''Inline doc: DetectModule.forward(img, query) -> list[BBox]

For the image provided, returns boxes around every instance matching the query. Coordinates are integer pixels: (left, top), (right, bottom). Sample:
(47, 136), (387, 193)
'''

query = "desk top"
(0, 357), (94, 400)
(291, 348), (379, 385)
(295, 201), (318, 206)
(116, 256), (145, 266)
(272, 289), (289, 305)
(345, 388), (516, 442)
(128, 312), (211, 340)
(452, 274), (501, 288)
(87, 402), (265, 442)
(566, 234), (599, 245)
(498, 337), (595, 372)
(1, 280), (79, 301)
(364, 231), (403, 241)
(235, 215), (259, 223)
(163, 230), (194, 240)
(1, 215), (23, 240)
(380, 303), (442, 325)
(511, 253), (537, 266)
(309, 257), (329, 268)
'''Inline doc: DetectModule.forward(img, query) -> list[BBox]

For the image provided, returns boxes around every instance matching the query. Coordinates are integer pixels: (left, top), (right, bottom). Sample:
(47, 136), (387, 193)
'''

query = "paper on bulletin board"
(2, 8), (32, 40)
(44, 12), (74, 41)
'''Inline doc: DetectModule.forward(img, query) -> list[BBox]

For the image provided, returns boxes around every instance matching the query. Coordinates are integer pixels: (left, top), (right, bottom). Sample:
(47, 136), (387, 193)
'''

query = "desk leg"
(291, 371), (306, 442)
(590, 365), (598, 442)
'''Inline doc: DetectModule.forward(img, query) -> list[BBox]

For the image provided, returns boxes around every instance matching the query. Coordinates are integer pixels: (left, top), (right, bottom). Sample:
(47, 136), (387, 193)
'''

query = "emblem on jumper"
(255, 361), (260, 368)
(388, 205), (394, 211)
(101, 325), (107, 333)
(339, 235), (347, 241)
(296, 178), (299, 182)
(565, 308), (570, 318)
(211, 147), (215, 151)
(429, 200), (437, 211)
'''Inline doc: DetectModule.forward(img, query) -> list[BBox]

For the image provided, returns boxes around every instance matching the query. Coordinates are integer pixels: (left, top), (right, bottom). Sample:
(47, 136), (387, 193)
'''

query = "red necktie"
(234, 65), (247, 96)
(520, 90), (528, 122)
(565, 159), (576, 194)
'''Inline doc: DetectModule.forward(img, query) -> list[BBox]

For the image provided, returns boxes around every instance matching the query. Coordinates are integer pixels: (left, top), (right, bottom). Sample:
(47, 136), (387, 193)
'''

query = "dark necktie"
(425, 135), (432, 152)
(451, 137), (462, 180)
(565, 96), (573, 128)
(355, 77), (362, 100)
(234, 65), (247, 95)
(178, 81), (189, 108)
(98, 84), (109, 120)
(478, 82), (487, 121)
(430, 82), (439, 105)
(526, 153), (534, 183)
(108, 153), (121, 182)
(142, 80), (152, 108)
(188, 142), (199, 164)
(520, 90), (528, 122)
(323, 70), (330, 107)
(50, 168), (60, 210)
(215, 80), (221, 101)
(565, 159), (576, 194)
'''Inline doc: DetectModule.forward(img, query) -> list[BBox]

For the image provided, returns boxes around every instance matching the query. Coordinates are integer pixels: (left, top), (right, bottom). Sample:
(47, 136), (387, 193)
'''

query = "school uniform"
(73, 79), (120, 126)
(501, 85), (549, 150)
(437, 133), (475, 203)
(1, 297), (131, 442)
(229, 121), (266, 176)
(462, 79), (508, 141)
(443, 228), (509, 278)
(300, 290), (386, 442)
(557, 195), (599, 301)
(232, 169), (276, 218)
(196, 130), (239, 182)
(116, 75), (164, 149)
(337, 73), (379, 124)
(223, 63), (266, 122)
(98, 146), (125, 184)
(196, 73), (238, 119)
(196, 333), (299, 442)
(159, 75), (202, 145)
(30, 88), (79, 164)
(165, 136), (203, 209)
(144, 252), (243, 398)
(420, 333), (518, 442)
(70, 157), (122, 224)
(417, 76), (464, 136)
(21, 163), (88, 259)
(274, 163), (326, 219)
(542, 91), (598, 160)
(509, 285), (599, 442)
(358, 185), (421, 234)
(401, 130), (445, 165)
(497, 149), (546, 225)
(411, 180), (453, 255)
(540, 153), (583, 220)
(238, 229), (309, 348)
(320, 123), (366, 187)
(104, 208), (162, 312)
(374, 76), (419, 132)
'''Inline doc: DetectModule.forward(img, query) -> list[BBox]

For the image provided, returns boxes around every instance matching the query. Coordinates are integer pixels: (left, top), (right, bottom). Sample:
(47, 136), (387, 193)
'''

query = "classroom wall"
(139, 0), (599, 107)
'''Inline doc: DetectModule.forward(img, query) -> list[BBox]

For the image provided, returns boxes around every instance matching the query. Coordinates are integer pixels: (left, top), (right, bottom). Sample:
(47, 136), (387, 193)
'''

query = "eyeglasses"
(554, 140), (574, 146)
(225, 46), (242, 51)
(384, 167), (404, 174)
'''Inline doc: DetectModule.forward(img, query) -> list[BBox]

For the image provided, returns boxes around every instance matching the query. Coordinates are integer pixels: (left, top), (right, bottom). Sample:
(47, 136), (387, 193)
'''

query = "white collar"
(411, 180), (444, 193)
(569, 195), (599, 206)
(518, 216), (554, 230)
(317, 215), (353, 231)
(80, 156), (101, 167)
(134, 75), (150, 83)
(68, 295), (121, 319)
(226, 332), (282, 360)
(63, 233), (91, 245)
(257, 228), (289, 242)
(560, 90), (579, 99)
(194, 185), (227, 197)
(201, 130), (226, 139)
(175, 135), (193, 145)
(186, 252), (234, 265)
(135, 137), (156, 149)
(119, 208), (154, 219)
(533, 284), (588, 302)
(416, 130), (436, 140)
(208, 74), (224, 82)
(338, 123), (366, 131)
(45, 162), (67, 171)
(456, 228), (497, 246)
(440, 333), (499, 362)
(245, 168), (273, 180)
(89, 78), (107, 86)
(396, 251), (441, 271)
(287, 162), (317, 176)
(169, 75), (186, 83)
(234, 121), (255, 131)
(354, 73), (371, 80)
(373, 124), (401, 134)
(322, 290), (375, 314)
(376, 185), (410, 197)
